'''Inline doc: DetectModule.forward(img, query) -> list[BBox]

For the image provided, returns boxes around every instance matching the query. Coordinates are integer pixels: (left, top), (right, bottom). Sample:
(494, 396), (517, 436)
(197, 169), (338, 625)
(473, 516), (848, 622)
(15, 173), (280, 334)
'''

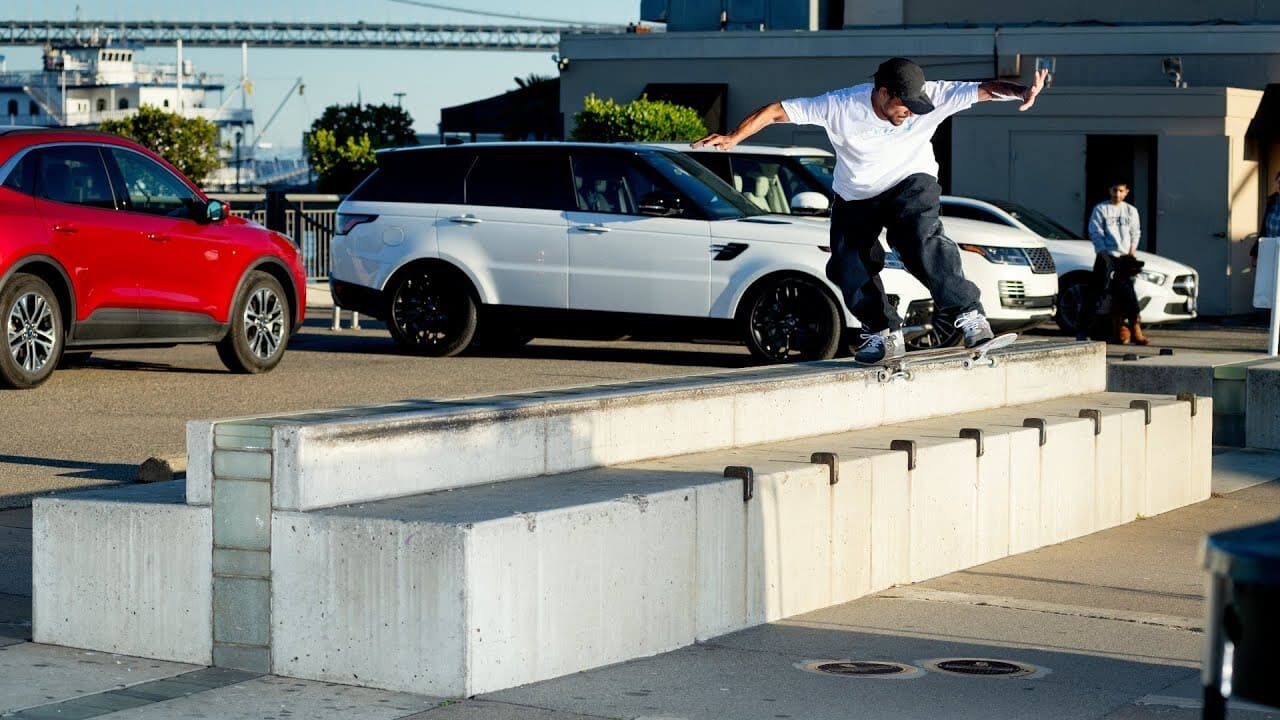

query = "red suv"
(0, 128), (306, 388)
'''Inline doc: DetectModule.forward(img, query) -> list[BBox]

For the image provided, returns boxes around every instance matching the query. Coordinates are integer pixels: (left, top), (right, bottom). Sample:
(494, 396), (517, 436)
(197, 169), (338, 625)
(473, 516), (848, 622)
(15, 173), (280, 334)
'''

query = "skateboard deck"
(868, 333), (1018, 383)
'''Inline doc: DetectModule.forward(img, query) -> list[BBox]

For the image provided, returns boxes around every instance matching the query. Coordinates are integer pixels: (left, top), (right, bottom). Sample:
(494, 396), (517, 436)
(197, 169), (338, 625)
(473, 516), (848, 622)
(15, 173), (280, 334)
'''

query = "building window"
(97, 98), (107, 112)
(163, 99), (170, 108)
(28, 101), (38, 116)
(118, 98), (129, 110)
(6, 100), (16, 117)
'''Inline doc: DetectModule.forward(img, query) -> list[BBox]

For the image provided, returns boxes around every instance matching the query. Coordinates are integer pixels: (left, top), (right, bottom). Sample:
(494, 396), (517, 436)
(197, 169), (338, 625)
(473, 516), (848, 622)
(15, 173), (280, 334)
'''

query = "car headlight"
(1138, 269), (1168, 286)
(959, 244), (1030, 266)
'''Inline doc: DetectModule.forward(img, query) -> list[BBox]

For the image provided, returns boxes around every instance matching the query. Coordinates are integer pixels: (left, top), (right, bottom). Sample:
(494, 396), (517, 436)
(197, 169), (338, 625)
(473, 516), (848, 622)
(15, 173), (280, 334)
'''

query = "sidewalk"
(2, 450), (1278, 719)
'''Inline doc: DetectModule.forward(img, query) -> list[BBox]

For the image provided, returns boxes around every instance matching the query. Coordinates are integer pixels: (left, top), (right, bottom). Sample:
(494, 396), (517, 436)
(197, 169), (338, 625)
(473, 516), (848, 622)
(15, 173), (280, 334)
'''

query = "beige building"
(562, 5), (1280, 314)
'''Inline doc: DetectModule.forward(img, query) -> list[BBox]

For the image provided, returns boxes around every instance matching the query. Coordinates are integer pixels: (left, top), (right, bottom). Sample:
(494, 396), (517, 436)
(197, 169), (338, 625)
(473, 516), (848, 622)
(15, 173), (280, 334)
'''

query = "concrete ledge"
(187, 341), (1105, 512)
(32, 482), (212, 665)
(1107, 351), (1265, 446)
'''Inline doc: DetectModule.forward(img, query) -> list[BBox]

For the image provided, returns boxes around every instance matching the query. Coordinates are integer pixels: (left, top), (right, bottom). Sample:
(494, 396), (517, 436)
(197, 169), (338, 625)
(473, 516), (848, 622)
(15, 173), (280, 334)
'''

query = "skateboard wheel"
(962, 359), (974, 370)
(903, 371), (914, 381)
(877, 369), (891, 383)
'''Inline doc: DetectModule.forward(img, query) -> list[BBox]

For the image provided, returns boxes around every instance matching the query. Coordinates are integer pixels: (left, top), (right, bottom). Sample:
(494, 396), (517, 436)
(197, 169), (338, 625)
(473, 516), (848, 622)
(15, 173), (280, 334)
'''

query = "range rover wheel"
(216, 271), (290, 374)
(1, 274), (63, 389)
(1055, 274), (1092, 336)
(388, 266), (478, 356)
(742, 275), (842, 363)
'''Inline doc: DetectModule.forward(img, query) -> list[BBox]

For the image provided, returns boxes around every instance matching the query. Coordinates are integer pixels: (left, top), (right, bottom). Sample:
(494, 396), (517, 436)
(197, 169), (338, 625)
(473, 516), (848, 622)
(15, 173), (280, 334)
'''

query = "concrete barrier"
(1247, 360), (1280, 450)
(33, 341), (1213, 697)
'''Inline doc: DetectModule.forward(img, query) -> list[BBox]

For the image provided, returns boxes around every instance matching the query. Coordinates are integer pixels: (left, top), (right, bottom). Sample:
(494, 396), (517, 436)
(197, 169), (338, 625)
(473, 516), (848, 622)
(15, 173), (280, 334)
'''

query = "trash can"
(1201, 518), (1280, 719)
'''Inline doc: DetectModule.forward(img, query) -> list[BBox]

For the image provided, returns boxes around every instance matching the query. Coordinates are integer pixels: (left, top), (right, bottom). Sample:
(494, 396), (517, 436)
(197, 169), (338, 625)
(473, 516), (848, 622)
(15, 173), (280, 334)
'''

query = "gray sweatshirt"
(1088, 201), (1140, 255)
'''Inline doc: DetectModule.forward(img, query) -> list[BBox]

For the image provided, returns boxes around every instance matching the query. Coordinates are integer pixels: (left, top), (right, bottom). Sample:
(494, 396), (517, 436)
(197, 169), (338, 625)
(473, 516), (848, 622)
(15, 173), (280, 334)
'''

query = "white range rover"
(329, 142), (933, 362)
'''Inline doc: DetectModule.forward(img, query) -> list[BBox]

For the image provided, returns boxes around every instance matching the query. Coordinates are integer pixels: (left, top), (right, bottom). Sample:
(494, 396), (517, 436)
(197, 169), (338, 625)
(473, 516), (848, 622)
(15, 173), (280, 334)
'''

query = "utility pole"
(393, 91), (405, 107)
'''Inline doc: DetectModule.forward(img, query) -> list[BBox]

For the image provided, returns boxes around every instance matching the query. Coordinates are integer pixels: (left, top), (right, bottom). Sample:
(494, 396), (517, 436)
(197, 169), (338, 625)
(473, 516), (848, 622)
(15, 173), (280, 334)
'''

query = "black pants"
(1079, 252), (1140, 331)
(826, 173), (983, 333)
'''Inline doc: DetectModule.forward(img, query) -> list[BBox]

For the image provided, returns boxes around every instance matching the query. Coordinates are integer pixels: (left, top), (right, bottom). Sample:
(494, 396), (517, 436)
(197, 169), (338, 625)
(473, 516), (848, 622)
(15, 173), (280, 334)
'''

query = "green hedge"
(570, 94), (707, 143)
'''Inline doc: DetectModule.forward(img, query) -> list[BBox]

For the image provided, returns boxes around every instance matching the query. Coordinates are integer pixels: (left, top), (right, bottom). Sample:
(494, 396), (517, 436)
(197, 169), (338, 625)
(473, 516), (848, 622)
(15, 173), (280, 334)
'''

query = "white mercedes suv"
(938, 196), (1199, 335)
(329, 142), (933, 362)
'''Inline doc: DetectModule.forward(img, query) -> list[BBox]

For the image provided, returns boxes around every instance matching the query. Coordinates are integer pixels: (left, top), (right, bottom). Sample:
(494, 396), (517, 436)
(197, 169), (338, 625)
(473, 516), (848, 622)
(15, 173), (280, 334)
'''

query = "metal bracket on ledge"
(1022, 418), (1047, 446)
(1176, 392), (1199, 417)
(890, 439), (917, 470)
(1129, 399), (1153, 425)
(958, 428), (984, 457)
(1078, 409), (1103, 436)
(723, 465), (754, 502)
(809, 452), (839, 485)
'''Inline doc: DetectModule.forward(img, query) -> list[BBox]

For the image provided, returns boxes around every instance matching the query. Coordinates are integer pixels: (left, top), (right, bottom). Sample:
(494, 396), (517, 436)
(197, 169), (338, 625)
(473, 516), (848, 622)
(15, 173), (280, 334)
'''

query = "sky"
(1, 1), (639, 155)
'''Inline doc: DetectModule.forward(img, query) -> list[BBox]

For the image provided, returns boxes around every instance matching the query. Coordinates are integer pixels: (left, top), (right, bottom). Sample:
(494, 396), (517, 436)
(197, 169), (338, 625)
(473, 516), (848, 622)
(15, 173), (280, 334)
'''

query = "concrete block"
(1040, 418), (1097, 545)
(1246, 361), (1280, 450)
(465, 489), (697, 696)
(1006, 426), (1043, 554)
(906, 440), (978, 582)
(32, 483), (212, 665)
(185, 420), (214, 506)
(270, 513), (469, 695)
(1086, 406), (1125, 532)
(1189, 395), (1214, 502)
(212, 548), (271, 578)
(972, 431), (1012, 565)
(693, 479), (747, 642)
(746, 464), (831, 623)
(868, 452), (910, 592)
(1143, 401), (1194, 517)
(1118, 407), (1149, 523)
(829, 455), (873, 604)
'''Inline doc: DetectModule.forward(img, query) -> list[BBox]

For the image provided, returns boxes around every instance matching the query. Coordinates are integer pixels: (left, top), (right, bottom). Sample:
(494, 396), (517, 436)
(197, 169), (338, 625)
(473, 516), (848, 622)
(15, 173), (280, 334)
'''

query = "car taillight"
(336, 213), (378, 235)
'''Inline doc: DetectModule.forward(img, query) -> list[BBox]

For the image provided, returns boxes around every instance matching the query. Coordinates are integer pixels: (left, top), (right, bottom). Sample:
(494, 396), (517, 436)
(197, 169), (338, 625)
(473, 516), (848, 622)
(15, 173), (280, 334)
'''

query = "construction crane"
(253, 77), (304, 149)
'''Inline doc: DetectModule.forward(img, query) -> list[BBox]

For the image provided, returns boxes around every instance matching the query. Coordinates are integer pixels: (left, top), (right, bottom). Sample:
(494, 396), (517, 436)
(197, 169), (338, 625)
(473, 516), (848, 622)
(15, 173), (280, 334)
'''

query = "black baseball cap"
(873, 58), (935, 114)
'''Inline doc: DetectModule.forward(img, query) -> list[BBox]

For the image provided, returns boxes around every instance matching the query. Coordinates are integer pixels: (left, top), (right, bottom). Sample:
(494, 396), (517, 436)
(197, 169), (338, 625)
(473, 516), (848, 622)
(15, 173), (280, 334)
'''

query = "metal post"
(234, 131), (242, 193)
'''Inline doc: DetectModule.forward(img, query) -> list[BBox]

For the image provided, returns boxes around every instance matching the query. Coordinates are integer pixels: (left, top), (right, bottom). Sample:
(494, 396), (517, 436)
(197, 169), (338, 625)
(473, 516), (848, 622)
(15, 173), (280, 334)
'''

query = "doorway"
(1086, 135), (1159, 253)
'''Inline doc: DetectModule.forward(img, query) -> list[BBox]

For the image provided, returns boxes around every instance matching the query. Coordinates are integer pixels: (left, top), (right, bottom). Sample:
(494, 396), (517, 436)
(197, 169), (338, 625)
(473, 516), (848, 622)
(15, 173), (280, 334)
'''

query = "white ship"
(0, 39), (269, 187)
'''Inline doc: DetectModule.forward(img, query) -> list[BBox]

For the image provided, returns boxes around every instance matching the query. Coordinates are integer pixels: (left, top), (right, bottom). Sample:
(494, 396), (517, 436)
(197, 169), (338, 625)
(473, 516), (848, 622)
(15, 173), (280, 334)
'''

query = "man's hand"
(1019, 68), (1050, 111)
(692, 133), (738, 150)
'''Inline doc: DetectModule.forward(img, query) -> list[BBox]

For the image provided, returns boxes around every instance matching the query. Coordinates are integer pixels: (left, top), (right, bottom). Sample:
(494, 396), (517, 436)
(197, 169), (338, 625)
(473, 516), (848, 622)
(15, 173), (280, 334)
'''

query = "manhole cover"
(924, 658), (1039, 678)
(797, 660), (923, 679)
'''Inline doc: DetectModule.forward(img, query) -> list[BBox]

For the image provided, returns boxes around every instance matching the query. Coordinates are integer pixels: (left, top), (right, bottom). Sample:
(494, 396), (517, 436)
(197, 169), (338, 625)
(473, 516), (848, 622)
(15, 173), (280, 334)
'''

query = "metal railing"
(208, 192), (340, 279)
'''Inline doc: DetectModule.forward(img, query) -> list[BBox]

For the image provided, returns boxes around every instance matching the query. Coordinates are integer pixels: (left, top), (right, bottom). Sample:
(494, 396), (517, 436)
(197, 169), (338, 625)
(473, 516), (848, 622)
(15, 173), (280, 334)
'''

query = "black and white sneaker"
(854, 329), (906, 364)
(954, 309), (995, 348)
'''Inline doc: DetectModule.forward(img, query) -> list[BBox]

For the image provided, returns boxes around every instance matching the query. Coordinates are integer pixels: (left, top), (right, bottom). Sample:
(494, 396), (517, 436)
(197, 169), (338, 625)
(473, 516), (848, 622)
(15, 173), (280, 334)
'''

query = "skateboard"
(867, 333), (1018, 383)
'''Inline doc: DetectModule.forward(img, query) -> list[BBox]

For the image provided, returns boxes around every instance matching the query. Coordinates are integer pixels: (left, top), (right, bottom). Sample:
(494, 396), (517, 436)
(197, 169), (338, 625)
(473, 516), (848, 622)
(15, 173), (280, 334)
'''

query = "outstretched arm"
(978, 68), (1049, 111)
(692, 102), (790, 150)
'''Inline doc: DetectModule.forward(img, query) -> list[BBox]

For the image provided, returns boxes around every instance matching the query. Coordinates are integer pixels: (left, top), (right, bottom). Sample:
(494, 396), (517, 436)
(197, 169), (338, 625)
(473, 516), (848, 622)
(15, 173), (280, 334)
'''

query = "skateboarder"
(693, 58), (1050, 363)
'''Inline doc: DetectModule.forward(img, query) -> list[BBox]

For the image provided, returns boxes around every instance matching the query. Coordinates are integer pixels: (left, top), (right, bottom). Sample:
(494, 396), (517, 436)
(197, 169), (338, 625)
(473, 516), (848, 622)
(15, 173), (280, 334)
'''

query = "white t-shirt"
(781, 81), (979, 201)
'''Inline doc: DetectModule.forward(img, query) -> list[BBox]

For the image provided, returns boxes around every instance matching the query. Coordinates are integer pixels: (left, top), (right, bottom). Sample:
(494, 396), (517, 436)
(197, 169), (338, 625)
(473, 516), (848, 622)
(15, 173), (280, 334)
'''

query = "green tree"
(304, 102), (415, 193)
(304, 129), (377, 194)
(99, 105), (221, 184)
(570, 94), (707, 143)
(501, 74), (560, 141)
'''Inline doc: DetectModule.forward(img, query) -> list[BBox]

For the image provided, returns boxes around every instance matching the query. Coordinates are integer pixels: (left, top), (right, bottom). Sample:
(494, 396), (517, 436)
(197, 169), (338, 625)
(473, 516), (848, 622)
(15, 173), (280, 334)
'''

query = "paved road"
(0, 310), (1270, 508)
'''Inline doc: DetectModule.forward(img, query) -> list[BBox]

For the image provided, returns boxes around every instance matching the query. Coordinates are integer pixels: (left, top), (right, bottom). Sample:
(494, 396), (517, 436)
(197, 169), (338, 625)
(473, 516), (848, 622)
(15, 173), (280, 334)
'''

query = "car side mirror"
(637, 191), (683, 217)
(790, 191), (831, 216)
(205, 199), (228, 223)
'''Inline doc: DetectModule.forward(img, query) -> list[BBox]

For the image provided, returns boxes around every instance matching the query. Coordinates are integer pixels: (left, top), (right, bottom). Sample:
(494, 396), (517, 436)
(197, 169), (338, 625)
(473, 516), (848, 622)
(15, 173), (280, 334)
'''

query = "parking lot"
(0, 306), (1269, 509)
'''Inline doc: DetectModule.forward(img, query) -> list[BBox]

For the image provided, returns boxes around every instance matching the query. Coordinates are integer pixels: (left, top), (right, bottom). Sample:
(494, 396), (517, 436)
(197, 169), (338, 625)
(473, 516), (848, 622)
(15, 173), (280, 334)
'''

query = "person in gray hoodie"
(1083, 182), (1147, 344)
